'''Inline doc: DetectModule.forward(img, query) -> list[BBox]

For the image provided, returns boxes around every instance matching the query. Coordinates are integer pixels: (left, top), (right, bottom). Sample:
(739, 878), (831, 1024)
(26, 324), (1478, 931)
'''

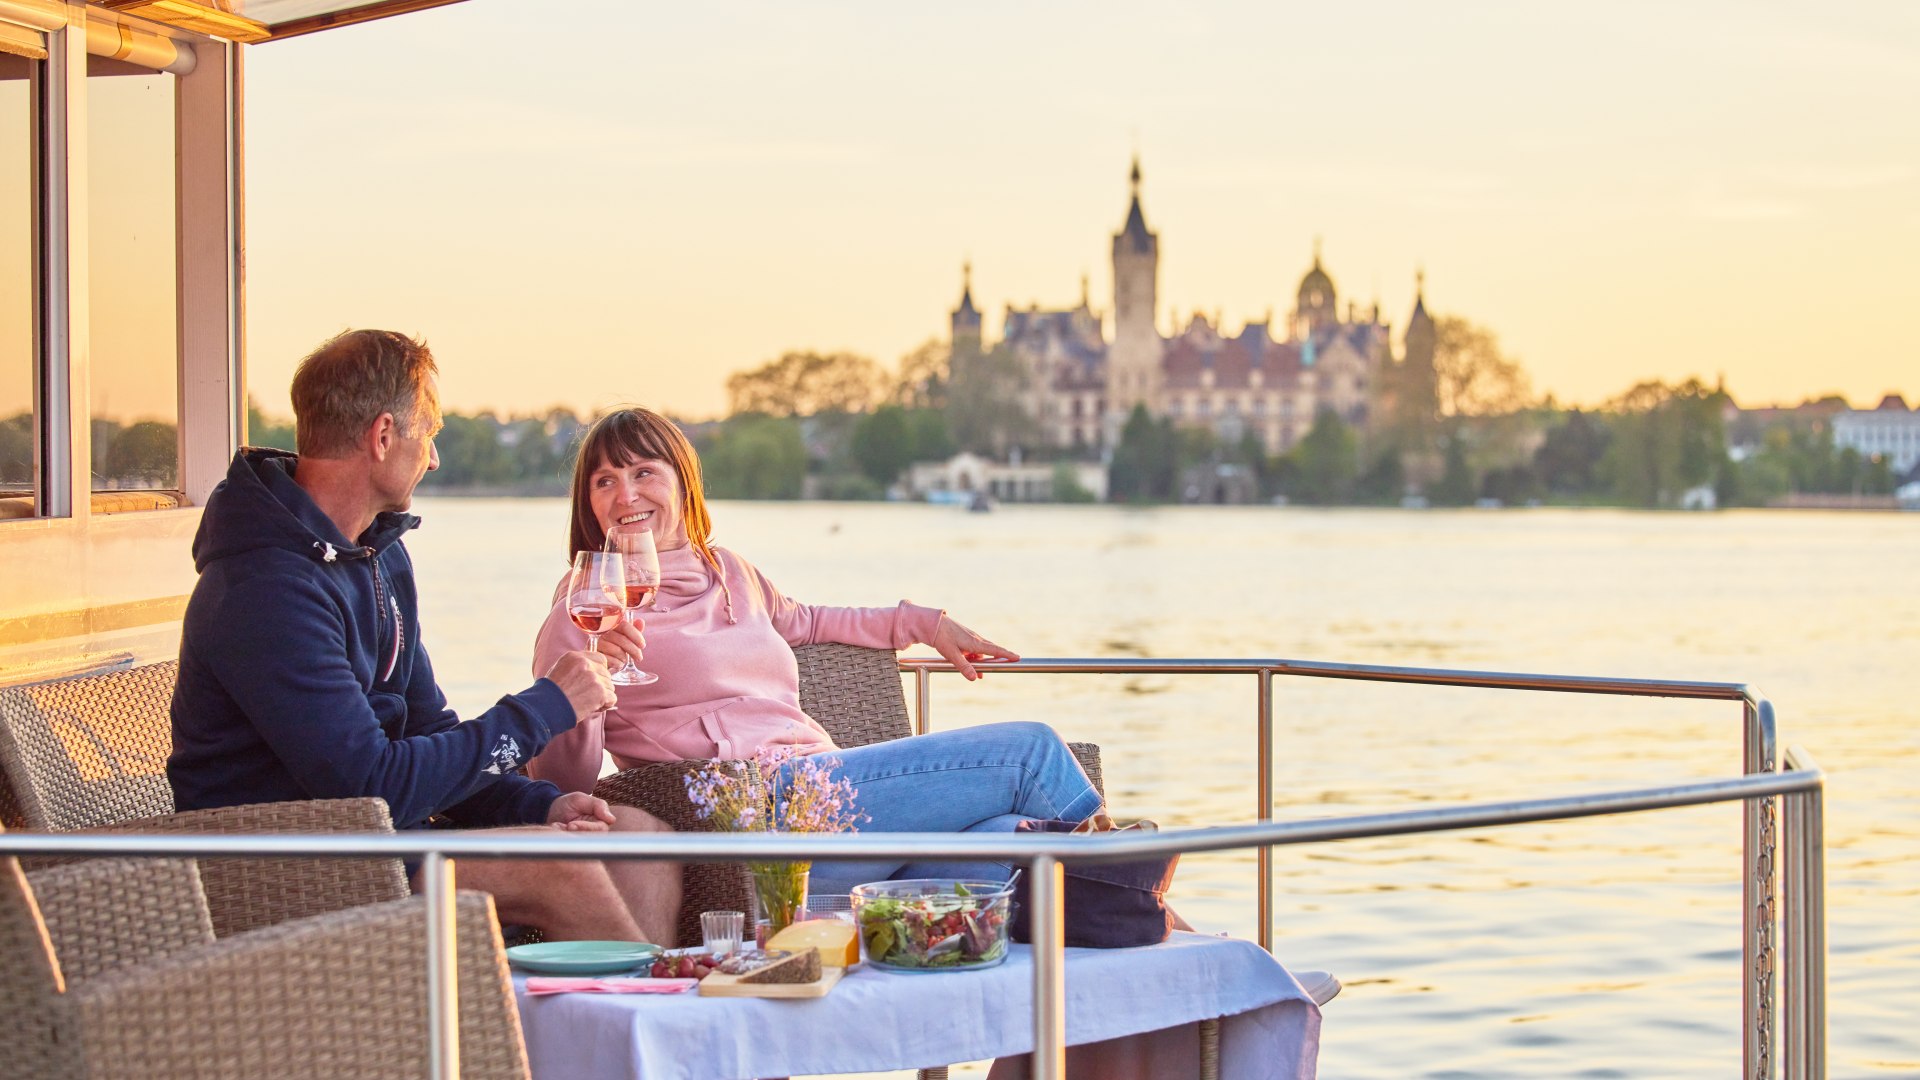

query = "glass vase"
(749, 860), (811, 938)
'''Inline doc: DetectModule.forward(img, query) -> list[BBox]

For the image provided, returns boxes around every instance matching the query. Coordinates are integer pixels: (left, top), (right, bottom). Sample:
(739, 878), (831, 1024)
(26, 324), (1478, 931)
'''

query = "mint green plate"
(506, 940), (662, 975)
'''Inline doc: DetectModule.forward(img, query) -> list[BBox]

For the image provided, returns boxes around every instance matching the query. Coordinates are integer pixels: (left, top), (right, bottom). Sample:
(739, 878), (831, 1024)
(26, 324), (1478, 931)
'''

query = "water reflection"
(410, 500), (1918, 1077)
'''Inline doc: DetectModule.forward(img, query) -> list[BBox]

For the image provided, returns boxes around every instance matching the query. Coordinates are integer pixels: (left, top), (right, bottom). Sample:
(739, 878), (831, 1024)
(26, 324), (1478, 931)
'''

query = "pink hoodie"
(528, 544), (944, 794)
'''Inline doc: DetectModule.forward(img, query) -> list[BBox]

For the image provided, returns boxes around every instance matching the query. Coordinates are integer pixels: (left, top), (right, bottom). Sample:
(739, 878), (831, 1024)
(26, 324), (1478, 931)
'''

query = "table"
(513, 932), (1321, 1080)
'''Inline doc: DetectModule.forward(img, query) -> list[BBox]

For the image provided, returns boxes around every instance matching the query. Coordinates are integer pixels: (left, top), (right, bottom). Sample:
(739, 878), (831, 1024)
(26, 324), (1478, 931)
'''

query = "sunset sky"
(237, 0), (1919, 421)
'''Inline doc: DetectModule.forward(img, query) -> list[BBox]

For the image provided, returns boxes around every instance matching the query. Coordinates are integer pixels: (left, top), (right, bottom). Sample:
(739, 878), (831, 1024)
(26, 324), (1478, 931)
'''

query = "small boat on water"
(0, 5), (1832, 1079)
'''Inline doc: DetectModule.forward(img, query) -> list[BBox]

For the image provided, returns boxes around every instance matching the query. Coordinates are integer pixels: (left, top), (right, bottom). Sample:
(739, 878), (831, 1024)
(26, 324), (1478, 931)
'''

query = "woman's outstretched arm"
(737, 551), (1020, 679)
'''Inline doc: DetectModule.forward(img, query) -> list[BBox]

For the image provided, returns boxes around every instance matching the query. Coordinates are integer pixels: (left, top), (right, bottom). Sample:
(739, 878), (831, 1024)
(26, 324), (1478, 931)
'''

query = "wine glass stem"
(619, 609), (641, 672)
(587, 634), (600, 653)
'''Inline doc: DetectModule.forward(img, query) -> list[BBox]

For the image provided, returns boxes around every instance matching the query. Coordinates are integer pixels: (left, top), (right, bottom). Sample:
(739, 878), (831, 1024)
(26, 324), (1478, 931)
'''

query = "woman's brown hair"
(567, 408), (716, 570)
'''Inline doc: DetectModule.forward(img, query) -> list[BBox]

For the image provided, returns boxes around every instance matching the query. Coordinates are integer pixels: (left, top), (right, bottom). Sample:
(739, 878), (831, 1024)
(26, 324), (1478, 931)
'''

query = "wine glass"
(566, 551), (627, 659)
(605, 525), (661, 686)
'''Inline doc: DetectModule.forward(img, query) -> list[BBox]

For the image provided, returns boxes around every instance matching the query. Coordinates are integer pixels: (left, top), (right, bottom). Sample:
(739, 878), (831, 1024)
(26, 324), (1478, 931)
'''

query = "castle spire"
(1118, 155), (1153, 254)
(1080, 270), (1090, 310)
(950, 259), (983, 352)
(956, 259), (978, 317)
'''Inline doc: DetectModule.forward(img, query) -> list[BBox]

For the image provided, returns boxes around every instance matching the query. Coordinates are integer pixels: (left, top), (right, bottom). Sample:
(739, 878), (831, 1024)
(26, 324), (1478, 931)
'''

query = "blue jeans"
(785, 721), (1103, 898)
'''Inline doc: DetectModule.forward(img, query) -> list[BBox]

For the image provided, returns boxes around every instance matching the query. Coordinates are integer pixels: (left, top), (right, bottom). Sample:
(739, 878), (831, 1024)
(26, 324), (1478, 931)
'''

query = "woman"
(529, 407), (1104, 896)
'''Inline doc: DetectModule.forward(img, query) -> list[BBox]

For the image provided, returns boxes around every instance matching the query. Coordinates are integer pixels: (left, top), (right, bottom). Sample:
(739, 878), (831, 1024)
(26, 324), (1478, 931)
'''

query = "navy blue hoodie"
(168, 448), (575, 829)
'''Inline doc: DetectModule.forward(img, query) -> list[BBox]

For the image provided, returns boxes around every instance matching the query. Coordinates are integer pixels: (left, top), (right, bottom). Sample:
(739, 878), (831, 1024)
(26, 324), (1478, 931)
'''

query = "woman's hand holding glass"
(605, 525), (662, 686)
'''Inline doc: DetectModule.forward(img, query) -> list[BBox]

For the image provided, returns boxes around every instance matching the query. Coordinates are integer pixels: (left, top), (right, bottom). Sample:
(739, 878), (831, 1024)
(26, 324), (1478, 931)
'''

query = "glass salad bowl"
(850, 878), (1013, 973)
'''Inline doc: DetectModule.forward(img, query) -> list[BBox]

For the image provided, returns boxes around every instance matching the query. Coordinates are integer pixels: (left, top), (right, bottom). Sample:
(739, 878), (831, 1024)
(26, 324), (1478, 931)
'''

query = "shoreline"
(415, 485), (1915, 511)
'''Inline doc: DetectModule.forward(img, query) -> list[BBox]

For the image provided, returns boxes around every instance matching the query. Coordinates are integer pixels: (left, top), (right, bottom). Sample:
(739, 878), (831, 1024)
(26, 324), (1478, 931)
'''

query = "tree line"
(224, 316), (1901, 508)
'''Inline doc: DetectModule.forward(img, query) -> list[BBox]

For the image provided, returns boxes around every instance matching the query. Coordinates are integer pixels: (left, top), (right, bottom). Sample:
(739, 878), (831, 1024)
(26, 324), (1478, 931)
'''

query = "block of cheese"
(766, 920), (860, 968)
(737, 947), (822, 984)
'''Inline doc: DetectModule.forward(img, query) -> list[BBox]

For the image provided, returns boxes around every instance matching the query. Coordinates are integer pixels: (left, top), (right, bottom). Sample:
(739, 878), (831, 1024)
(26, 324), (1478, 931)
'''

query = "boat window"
(0, 52), (35, 520)
(87, 57), (179, 499)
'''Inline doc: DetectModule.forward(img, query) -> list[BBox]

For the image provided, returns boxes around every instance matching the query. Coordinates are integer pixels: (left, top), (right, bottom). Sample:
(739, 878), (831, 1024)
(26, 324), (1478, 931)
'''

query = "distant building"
(950, 158), (1430, 457)
(905, 452), (1107, 504)
(1832, 394), (1920, 478)
(1723, 395), (1850, 462)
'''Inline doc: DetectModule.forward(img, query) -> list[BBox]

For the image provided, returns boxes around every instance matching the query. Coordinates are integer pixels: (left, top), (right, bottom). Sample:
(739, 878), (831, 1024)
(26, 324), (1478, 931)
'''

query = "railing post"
(1030, 854), (1066, 1080)
(1781, 749), (1826, 1080)
(424, 851), (461, 1080)
(914, 665), (932, 736)
(1257, 667), (1273, 953)
(1744, 698), (1778, 1080)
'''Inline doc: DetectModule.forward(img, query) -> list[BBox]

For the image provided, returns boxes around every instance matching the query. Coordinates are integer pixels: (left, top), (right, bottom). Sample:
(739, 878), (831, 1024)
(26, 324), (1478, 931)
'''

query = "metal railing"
(2, 754), (1826, 1080)
(900, 656), (1787, 1079)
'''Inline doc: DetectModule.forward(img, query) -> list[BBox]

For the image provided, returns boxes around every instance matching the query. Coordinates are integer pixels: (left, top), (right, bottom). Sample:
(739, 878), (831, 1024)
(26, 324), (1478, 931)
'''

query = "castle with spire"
(949, 158), (1437, 456)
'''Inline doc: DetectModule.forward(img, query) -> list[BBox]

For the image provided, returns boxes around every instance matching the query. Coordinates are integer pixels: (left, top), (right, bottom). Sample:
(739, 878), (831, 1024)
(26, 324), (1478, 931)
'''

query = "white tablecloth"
(513, 932), (1320, 1080)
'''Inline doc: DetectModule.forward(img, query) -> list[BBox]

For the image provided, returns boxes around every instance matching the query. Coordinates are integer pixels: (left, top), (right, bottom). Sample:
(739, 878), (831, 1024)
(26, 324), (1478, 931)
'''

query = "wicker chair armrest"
(1066, 742), (1104, 801)
(595, 762), (753, 948)
(593, 762), (720, 832)
(100, 799), (410, 938)
(27, 857), (214, 982)
(64, 891), (528, 1080)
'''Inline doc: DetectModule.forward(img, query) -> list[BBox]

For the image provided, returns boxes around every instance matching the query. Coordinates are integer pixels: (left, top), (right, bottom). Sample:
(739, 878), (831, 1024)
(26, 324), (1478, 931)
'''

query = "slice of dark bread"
(738, 947), (823, 984)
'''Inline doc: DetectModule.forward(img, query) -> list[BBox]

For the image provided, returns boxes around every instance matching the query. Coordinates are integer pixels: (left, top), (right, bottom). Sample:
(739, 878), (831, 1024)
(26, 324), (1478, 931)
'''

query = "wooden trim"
(261, 0), (466, 42)
(0, 595), (189, 646)
(0, 19), (46, 57)
(94, 0), (268, 44)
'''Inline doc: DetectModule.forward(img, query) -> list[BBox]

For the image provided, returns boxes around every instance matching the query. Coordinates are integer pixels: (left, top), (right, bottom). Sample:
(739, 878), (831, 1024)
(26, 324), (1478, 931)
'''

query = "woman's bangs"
(586, 414), (663, 475)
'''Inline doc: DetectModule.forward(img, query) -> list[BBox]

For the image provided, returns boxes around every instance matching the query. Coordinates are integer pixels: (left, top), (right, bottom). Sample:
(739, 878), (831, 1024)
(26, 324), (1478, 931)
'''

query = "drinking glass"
(566, 550), (627, 656)
(700, 910), (744, 957)
(605, 525), (661, 686)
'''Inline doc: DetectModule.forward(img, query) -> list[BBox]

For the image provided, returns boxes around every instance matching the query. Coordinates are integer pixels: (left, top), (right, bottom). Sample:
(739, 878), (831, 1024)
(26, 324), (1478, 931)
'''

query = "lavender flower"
(684, 744), (865, 836)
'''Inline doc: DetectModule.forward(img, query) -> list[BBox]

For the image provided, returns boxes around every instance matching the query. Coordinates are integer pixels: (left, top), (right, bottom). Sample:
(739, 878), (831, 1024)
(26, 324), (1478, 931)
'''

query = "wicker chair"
(2, 830), (531, 1079)
(0, 660), (410, 935)
(594, 642), (1106, 948)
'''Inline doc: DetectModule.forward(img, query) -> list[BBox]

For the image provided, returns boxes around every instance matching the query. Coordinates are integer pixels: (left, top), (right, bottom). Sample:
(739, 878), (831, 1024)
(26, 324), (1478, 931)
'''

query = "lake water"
(408, 497), (1918, 1078)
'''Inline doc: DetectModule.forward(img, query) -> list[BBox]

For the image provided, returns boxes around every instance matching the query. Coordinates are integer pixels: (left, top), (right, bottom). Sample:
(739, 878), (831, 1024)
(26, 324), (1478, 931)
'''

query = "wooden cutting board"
(696, 965), (845, 999)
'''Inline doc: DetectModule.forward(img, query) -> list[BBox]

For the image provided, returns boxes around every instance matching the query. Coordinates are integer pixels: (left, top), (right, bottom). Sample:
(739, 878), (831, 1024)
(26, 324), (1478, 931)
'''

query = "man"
(170, 329), (678, 944)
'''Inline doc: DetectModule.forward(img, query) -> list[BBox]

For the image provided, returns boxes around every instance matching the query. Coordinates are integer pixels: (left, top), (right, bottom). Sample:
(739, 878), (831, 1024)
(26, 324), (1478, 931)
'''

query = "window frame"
(1, 1), (240, 528)
(1, 47), (46, 517)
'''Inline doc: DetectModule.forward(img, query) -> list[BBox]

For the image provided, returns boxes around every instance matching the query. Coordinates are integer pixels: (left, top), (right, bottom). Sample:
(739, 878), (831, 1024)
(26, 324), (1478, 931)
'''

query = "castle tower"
(1403, 267), (1435, 376)
(1293, 238), (1338, 336)
(950, 261), (982, 355)
(1398, 267), (1440, 428)
(1107, 156), (1161, 438)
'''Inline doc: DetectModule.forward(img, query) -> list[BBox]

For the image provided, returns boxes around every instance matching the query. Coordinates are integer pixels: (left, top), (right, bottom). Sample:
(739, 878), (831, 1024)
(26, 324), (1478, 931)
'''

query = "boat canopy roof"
(82, 0), (467, 43)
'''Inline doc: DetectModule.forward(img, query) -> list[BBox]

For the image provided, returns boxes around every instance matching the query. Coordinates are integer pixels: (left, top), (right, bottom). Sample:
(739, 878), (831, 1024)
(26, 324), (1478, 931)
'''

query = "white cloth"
(514, 932), (1320, 1080)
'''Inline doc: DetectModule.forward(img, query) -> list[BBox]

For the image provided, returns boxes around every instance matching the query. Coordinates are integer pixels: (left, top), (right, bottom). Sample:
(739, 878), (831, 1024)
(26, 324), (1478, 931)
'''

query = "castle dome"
(1294, 240), (1338, 333)
(1297, 254), (1336, 313)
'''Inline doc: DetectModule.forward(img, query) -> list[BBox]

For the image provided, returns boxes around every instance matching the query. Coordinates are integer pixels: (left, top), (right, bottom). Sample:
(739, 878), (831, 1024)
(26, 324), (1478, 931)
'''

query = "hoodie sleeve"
(739, 553), (946, 650)
(401, 639), (568, 827)
(195, 566), (576, 830)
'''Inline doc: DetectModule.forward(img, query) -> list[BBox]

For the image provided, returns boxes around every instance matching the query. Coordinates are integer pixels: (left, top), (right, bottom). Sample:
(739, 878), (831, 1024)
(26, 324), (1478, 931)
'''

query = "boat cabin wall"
(0, 1), (239, 685)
